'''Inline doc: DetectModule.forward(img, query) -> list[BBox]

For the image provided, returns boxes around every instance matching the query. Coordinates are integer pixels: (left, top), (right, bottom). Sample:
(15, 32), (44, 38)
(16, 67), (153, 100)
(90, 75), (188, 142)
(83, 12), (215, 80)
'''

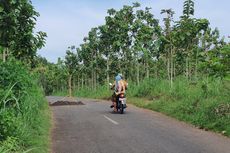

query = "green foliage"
(183, 0), (194, 18)
(200, 44), (230, 78)
(0, 109), (20, 140)
(50, 0), (228, 95)
(0, 0), (47, 64)
(0, 60), (50, 152)
(73, 85), (111, 100)
(69, 77), (230, 137)
(0, 136), (20, 153)
(50, 2), (229, 138)
(0, 1), (49, 152)
(65, 46), (79, 75)
(33, 56), (67, 95)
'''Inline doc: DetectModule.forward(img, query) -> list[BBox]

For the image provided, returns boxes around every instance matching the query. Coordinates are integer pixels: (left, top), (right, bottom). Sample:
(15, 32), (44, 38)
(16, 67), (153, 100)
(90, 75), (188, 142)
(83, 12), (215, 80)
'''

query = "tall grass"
(74, 85), (111, 99)
(63, 77), (230, 137)
(0, 60), (51, 153)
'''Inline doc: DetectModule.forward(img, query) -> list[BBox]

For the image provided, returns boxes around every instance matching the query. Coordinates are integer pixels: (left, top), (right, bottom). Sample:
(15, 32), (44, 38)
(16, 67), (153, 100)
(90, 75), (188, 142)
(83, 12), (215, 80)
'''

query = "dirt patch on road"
(49, 100), (85, 106)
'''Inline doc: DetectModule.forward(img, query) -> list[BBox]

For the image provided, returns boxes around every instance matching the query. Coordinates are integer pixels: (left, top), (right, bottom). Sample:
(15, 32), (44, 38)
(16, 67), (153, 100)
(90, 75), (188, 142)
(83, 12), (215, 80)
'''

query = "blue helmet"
(118, 73), (123, 79)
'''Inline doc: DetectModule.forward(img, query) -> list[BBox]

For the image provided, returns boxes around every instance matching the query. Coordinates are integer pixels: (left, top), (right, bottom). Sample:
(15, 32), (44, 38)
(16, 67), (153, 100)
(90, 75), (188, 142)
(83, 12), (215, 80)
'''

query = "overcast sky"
(32, 0), (230, 63)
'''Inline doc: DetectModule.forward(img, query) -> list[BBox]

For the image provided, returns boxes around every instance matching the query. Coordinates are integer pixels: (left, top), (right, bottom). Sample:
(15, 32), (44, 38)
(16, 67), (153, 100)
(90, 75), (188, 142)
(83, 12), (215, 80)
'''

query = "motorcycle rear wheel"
(120, 104), (124, 114)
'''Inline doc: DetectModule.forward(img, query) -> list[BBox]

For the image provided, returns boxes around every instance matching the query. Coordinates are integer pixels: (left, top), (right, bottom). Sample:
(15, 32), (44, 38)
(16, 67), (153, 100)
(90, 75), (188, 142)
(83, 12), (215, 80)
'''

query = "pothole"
(49, 100), (85, 106)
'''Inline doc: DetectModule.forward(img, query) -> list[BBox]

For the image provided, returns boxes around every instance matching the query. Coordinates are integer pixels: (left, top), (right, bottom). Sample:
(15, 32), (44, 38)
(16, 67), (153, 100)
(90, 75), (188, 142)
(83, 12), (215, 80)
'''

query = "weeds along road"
(48, 96), (230, 153)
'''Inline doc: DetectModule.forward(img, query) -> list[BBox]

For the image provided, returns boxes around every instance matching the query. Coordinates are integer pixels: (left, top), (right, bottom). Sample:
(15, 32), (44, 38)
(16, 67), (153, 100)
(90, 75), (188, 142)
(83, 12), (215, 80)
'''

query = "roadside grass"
(0, 60), (51, 153)
(75, 85), (111, 100)
(131, 78), (230, 136)
(55, 77), (230, 137)
(52, 90), (68, 97)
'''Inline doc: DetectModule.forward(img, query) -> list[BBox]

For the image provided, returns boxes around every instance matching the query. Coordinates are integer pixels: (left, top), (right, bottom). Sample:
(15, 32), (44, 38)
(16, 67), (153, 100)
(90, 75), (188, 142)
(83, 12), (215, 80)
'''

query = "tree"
(0, 0), (18, 62)
(0, 0), (46, 63)
(183, 0), (194, 19)
(58, 0), (228, 93)
(161, 8), (175, 87)
(132, 7), (161, 84)
(65, 46), (79, 97)
(200, 44), (230, 79)
(171, 0), (209, 80)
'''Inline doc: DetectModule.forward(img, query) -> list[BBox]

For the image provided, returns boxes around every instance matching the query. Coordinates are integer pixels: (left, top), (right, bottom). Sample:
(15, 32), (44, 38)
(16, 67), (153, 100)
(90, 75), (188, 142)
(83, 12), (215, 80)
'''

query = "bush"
(0, 60), (50, 152)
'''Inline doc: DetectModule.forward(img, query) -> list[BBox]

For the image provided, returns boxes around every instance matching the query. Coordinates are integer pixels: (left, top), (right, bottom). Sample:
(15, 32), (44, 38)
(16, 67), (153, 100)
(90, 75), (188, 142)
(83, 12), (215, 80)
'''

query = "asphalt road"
(48, 96), (230, 153)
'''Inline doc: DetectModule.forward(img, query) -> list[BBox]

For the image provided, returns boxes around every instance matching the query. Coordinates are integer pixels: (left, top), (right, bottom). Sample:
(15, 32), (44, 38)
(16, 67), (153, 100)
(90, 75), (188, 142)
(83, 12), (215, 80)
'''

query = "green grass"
(56, 77), (230, 137)
(52, 90), (68, 97)
(0, 60), (51, 153)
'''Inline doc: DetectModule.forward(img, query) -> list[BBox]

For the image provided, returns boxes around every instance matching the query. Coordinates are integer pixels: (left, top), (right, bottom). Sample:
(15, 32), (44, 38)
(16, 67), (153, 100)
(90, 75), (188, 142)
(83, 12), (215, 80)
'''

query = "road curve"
(48, 96), (230, 153)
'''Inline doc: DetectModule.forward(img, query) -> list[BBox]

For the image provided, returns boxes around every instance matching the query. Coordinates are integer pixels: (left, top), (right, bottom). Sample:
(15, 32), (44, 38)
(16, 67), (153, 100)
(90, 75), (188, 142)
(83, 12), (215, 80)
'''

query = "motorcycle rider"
(110, 73), (127, 111)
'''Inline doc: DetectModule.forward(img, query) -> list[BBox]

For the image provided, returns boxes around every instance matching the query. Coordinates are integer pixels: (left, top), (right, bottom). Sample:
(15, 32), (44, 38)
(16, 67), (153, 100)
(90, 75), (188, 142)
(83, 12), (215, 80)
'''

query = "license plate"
(119, 98), (126, 104)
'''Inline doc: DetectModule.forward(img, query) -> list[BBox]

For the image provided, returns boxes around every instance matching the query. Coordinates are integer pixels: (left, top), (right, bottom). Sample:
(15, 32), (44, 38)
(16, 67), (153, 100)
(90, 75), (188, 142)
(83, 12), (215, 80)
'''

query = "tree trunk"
(73, 76), (76, 92)
(186, 57), (189, 80)
(146, 61), (149, 79)
(106, 58), (110, 90)
(77, 75), (80, 91)
(173, 59), (176, 78)
(3, 48), (6, 62)
(88, 77), (90, 89)
(91, 70), (94, 90)
(94, 70), (96, 91)
(68, 74), (72, 97)
(81, 74), (84, 89)
(137, 61), (140, 86)
(195, 49), (198, 80)
(170, 47), (173, 88)
(167, 54), (170, 81)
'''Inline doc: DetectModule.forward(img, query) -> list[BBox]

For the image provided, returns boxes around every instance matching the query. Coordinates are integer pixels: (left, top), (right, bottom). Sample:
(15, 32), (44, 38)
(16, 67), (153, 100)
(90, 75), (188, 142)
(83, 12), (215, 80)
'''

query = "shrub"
(0, 60), (50, 152)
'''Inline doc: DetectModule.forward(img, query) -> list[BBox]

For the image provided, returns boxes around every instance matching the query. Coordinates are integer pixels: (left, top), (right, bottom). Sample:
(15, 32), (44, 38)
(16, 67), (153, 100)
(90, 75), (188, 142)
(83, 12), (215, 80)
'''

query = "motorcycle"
(109, 83), (127, 114)
(115, 93), (126, 114)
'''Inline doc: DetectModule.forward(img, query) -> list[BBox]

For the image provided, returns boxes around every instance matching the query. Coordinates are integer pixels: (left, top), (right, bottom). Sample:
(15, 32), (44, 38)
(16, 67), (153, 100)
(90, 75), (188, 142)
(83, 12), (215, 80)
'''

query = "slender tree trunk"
(6, 47), (9, 59)
(91, 70), (94, 90)
(170, 46), (173, 88)
(195, 49), (198, 80)
(86, 77), (88, 89)
(94, 70), (96, 91)
(77, 75), (80, 91)
(167, 54), (170, 81)
(106, 58), (110, 90)
(186, 57), (189, 80)
(137, 61), (140, 86)
(124, 48), (128, 79)
(173, 59), (176, 78)
(68, 74), (72, 97)
(146, 61), (149, 79)
(3, 48), (6, 62)
(81, 74), (84, 89)
(88, 77), (90, 89)
(73, 76), (76, 92)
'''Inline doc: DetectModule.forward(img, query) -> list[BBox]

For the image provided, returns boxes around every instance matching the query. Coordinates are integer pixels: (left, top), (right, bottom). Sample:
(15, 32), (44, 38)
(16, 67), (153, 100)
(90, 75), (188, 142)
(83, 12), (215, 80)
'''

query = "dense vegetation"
(73, 78), (230, 136)
(41, 0), (229, 95)
(0, 60), (50, 152)
(0, 0), (229, 152)
(0, 0), (50, 152)
(48, 0), (229, 136)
